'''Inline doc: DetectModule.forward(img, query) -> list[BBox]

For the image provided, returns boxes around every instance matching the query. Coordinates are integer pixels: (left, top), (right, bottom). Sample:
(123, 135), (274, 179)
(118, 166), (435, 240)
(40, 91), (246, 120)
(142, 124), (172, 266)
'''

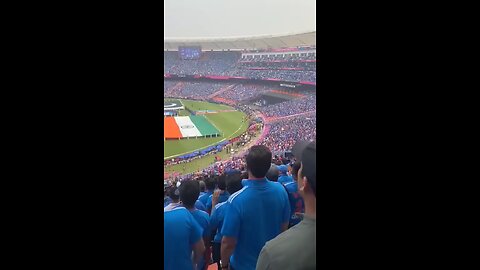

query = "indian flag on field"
(164, 116), (220, 139)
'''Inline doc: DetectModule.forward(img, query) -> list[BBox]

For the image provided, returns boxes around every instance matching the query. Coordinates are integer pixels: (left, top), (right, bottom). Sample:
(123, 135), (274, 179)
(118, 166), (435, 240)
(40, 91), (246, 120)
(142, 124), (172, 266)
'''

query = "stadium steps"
(207, 84), (237, 99)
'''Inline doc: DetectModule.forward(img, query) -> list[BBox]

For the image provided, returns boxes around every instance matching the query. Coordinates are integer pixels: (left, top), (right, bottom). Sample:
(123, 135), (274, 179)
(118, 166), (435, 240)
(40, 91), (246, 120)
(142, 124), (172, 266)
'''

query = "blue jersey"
(195, 200), (207, 211)
(284, 181), (305, 227)
(205, 191), (230, 213)
(209, 201), (228, 243)
(221, 179), (290, 270)
(190, 209), (210, 270)
(198, 190), (213, 206)
(278, 175), (294, 185)
(164, 207), (202, 270)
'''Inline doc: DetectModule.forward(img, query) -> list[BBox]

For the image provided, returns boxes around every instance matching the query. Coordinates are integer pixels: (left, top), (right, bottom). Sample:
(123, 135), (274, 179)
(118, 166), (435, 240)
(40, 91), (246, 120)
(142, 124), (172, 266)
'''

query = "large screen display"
(178, 46), (202, 60)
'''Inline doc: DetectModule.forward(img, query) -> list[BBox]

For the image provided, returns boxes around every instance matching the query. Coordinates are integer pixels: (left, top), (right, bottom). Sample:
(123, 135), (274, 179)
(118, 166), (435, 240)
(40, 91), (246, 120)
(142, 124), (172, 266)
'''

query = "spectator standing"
(277, 165), (293, 185)
(256, 141), (316, 270)
(164, 186), (172, 207)
(164, 187), (181, 211)
(265, 164), (279, 182)
(179, 181), (211, 270)
(199, 177), (216, 206)
(210, 172), (244, 270)
(164, 202), (205, 270)
(284, 161), (305, 228)
(220, 145), (290, 270)
(206, 174), (230, 214)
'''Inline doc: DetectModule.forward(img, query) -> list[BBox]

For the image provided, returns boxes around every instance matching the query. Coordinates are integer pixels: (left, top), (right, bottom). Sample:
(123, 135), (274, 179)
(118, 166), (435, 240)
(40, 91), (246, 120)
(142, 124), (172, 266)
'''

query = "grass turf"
(164, 99), (248, 162)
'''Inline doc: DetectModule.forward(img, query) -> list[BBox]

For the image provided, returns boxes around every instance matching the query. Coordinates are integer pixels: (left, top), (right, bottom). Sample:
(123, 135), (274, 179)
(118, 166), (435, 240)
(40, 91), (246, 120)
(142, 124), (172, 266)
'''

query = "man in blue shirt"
(164, 205), (205, 270)
(256, 141), (317, 270)
(163, 186), (172, 207)
(284, 161), (305, 228)
(220, 145), (290, 270)
(198, 176), (216, 206)
(277, 165), (293, 185)
(195, 199), (207, 212)
(265, 163), (279, 182)
(209, 172), (243, 270)
(206, 174), (229, 214)
(199, 180), (206, 197)
(164, 187), (181, 211)
(179, 180), (211, 270)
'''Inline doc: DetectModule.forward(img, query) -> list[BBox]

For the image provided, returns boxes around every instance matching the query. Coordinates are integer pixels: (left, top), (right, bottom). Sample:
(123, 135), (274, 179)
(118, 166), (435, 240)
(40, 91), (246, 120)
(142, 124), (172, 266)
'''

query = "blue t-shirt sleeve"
(195, 200), (206, 211)
(189, 213), (203, 245)
(221, 202), (241, 239)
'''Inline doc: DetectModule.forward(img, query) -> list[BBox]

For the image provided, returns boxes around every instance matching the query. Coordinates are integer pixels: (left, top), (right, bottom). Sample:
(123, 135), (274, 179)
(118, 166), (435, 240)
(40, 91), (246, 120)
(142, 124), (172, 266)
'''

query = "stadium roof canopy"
(164, 31), (316, 51)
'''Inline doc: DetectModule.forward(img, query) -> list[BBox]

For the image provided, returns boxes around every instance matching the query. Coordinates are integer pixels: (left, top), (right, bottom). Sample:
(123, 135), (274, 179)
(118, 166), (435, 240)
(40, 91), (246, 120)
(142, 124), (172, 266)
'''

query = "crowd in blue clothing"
(163, 50), (317, 83)
(163, 145), (308, 270)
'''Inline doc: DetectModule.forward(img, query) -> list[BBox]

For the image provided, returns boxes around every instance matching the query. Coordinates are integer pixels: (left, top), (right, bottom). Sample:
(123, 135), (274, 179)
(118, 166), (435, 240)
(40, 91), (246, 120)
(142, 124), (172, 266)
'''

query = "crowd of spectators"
(239, 53), (316, 63)
(164, 143), (316, 270)
(237, 61), (316, 71)
(231, 69), (316, 82)
(165, 113), (316, 184)
(218, 84), (271, 102)
(259, 94), (316, 118)
(163, 81), (177, 93)
(164, 51), (239, 76)
(257, 115), (317, 156)
(163, 48), (317, 270)
(164, 50), (316, 83)
(165, 82), (225, 100)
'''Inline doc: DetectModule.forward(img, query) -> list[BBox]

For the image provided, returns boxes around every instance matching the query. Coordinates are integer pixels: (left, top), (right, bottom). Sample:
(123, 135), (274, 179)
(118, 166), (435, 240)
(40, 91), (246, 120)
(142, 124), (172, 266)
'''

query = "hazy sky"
(164, 0), (316, 38)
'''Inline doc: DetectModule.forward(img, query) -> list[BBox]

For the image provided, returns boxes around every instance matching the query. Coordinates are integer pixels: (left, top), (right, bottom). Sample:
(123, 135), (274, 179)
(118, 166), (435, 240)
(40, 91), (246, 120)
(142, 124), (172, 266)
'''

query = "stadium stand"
(164, 32), (316, 270)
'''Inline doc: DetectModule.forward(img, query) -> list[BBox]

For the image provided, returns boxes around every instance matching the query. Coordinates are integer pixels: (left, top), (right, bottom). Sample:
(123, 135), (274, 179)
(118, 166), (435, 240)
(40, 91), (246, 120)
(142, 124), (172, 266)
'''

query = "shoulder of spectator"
(284, 181), (295, 187)
(214, 201), (228, 210)
(256, 246), (272, 270)
(227, 186), (248, 203)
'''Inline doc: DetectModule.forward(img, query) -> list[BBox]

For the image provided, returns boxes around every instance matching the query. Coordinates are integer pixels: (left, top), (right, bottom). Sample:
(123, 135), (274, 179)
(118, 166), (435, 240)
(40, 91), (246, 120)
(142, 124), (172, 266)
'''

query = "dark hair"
(217, 174), (227, 190)
(265, 164), (279, 182)
(246, 145), (272, 178)
(205, 177), (216, 191)
(168, 186), (180, 202)
(179, 181), (200, 208)
(226, 173), (244, 195)
(291, 161), (302, 181)
(199, 181), (206, 192)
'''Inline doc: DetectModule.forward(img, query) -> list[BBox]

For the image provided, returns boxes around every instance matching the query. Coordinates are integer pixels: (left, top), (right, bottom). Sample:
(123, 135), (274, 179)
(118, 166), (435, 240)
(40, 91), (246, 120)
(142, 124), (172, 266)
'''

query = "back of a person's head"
(199, 181), (206, 192)
(168, 186), (180, 202)
(217, 174), (227, 191)
(205, 177), (216, 191)
(277, 165), (288, 175)
(266, 163), (279, 182)
(179, 181), (200, 208)
(226, 172), (244, 195)
(246, 145), (272, 178)
(291, 161), (301, 181)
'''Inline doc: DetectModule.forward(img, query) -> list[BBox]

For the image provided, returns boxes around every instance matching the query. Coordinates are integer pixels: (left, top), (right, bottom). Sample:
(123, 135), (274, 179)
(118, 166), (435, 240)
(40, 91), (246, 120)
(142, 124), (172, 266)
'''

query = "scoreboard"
(178, 46), (202, 60)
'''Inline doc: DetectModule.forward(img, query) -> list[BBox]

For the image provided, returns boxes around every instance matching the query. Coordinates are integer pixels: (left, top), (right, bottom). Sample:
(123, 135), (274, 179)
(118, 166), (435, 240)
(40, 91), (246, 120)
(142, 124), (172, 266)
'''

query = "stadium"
(164, 1), (316, 269)
(164, 32), (316, 178)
